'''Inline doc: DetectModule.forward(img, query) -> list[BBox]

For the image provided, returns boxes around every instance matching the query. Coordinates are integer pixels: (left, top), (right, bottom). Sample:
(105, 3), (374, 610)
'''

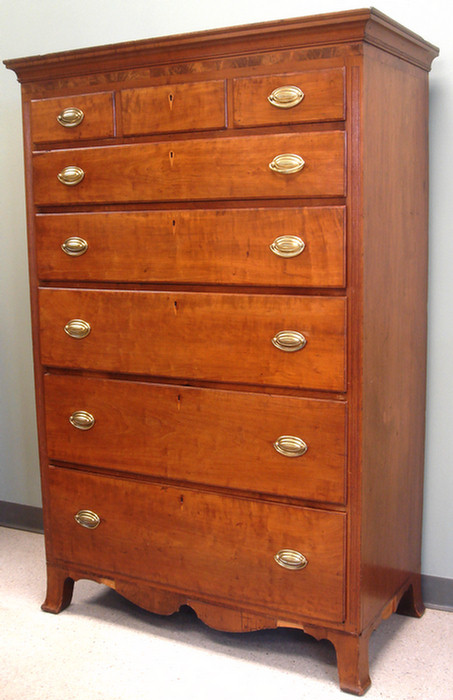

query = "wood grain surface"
(4, 9), (438, 694)
(233, 67), (345, 127)
(121, 79), (226, 135)
(38, 289), (347, 391)
(47, 465), (346, 621)
(31, 91), (115, 144)
(44, 373), (347, 504)
(35, 206), (346, 287)
(32, 131), (346, 204)
(360, 47), (430, 630)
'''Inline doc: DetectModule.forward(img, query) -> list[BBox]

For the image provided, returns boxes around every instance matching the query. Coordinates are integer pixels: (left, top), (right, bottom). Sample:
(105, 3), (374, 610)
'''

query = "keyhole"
(169, 150), (175, 166)
(168, 93), (174, 110)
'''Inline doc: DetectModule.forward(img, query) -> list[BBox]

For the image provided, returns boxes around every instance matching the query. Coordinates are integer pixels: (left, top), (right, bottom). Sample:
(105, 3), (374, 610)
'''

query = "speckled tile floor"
(1, 526), (452, 700)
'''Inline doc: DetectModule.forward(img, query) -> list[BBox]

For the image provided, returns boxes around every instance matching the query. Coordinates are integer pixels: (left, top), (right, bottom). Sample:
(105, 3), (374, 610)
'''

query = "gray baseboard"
(1, 500), (452, 611)
(421, 574), (453, 612)
(0, 500), (43, 533)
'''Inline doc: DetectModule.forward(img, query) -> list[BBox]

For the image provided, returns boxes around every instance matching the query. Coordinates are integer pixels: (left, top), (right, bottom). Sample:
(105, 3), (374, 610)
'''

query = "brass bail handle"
(74, 510), (100, 529)
(69, 410), (95, 431)
(64, 319), (91, 339)
(272, 330), (306, 352)
(57, 107), (84, 127)
(273, 435), (308, 457)
(57, 165), (85, 186)
(61, 237), (88, 257)
(268, 85), (304, 109)
(270, 235), (305, 258)
(269, 153), (305, 174)
(274, 549), (308, 570)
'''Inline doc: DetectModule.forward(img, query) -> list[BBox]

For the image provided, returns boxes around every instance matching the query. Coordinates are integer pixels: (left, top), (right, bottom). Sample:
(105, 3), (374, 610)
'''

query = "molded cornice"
(4, 8), (439, 82)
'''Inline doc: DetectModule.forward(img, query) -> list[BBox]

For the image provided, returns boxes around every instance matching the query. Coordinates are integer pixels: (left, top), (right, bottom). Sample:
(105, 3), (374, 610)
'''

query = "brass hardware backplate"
(268, 85), (304, 109)
(270, 235), (305, 258)
(69, 410), (95, 431)
(61, 236), (88, 256)
(274, 549), (308, 570)
(64, 319), (91, 339)
(272, 330), (306, 352)
(74, 509), (100, 529)
(269, 153), (305, 174)
(273, 435), (308, 457)
(57, 165), (85, 186)
(57, 107), (84, 127)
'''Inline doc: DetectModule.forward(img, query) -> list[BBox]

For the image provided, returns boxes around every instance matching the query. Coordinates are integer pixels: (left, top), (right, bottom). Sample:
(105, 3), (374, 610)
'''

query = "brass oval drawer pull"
(64, 319), (91, 339)
(74, 509), (100, 529)
(274, 549), (308, 571)
(69, 410), (95, 431)
(61, 236), (88, 257)
(57, 107), (84, 128)
(270, 235), (305, 258)
(272, 330), (306, 352)
(57, 165), (85, 186)
(273, 435), (308, 457)
(268, 85), (304, 109)
(269, 153), (304, 174)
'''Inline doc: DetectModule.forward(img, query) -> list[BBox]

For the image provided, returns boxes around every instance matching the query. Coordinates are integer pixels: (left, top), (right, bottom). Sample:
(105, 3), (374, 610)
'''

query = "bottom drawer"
(47, 466), (346, 622)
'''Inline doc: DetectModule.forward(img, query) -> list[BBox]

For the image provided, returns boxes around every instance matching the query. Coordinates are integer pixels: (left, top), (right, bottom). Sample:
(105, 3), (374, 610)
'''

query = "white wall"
(1, 0), (451, 580)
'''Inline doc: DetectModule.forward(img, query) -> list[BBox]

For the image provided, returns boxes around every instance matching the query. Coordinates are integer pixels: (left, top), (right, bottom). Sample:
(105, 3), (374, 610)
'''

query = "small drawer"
(44, 374), (347, 504)
(30, 92), (114, 144)
(47, 466), (346, 622)
(38, 289), (346, 392)
(120, 80), (226, 135)
(32, 131), (345, 205)
(35, 206), (346, 287)
(233, 68), (345, 127)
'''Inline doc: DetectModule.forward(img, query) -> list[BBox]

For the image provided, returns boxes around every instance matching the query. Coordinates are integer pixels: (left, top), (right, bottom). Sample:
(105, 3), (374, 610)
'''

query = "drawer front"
(233, 68), (345, 127)
(120, 80), (226, 135)
(47, 466), (346, 621)
(44, 374), (347, 504)
(35, 207), (346, 287)
(31, 92), (115, 144)
(38, 289), (346, 391)
(32, 131), (345, 204)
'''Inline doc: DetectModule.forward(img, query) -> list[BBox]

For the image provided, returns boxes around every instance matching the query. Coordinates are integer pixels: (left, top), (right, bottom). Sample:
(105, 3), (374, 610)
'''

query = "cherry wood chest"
(5, 9), (438, 694)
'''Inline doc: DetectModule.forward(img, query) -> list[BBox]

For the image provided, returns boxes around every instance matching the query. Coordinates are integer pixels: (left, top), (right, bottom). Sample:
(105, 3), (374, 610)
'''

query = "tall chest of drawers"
(5, 9), (438, 695)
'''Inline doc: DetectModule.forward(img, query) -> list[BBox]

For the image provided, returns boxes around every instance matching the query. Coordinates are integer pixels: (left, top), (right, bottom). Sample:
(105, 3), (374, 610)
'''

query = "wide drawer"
(44, 374), (347, 504)
(38, 289), (346, 391)
(47, 466), (346, 621)
(233, 68), (345, 127)
(35, 207), (346, 287)
(31, 92), (115, 144)
(32, 131), (345, 204)
(120, 80), (226, 135)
